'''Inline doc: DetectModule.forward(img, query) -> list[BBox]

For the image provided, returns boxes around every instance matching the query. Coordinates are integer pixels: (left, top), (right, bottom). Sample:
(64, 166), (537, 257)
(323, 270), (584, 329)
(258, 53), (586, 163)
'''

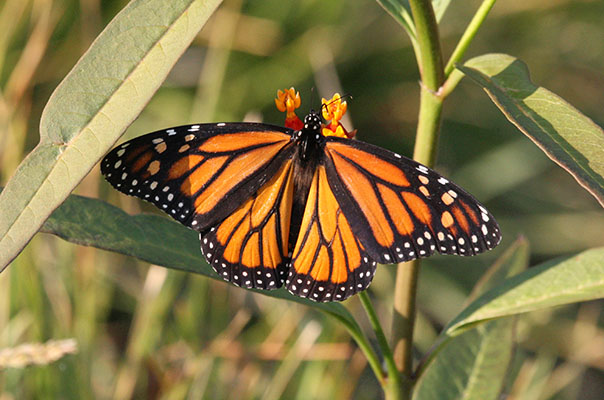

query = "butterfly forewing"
(323, 137), (501, 264)
(101, 123), (294, 232)
(286, 165), (377, 302)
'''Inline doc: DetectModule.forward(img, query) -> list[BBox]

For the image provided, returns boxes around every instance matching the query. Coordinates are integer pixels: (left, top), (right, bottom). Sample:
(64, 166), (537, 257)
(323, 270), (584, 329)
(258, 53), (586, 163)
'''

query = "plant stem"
(328, 311), (387, 387)
(444, 0), (497, 78)
(358, 292), (406, 399)
(392, 84), (444, 385)
(407, 0), (444, 92)
(391, 1), (445, 397)
(413, 85), (444, 166)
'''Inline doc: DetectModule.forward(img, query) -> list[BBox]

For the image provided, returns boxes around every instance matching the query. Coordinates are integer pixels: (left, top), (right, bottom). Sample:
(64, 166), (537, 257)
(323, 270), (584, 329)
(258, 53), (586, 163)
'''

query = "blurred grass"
(1, 0), (604, 398)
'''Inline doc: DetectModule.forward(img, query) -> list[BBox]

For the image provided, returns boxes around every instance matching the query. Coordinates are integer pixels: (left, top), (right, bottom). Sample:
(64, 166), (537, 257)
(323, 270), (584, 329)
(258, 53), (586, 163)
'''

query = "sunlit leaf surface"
(445, 246), (604, 336)
(459, 53), (604, 208)
(0, 0), (223, 270)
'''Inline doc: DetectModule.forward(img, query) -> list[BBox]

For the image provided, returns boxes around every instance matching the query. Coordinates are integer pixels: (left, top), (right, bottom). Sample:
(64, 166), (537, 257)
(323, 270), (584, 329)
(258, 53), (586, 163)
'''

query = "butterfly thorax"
(294, 110), (324, 160)
(288, 111), (326, 254)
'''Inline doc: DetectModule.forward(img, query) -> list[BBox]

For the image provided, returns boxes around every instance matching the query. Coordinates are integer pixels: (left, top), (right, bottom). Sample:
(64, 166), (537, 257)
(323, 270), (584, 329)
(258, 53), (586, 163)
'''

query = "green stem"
(326, 311), (386, 387)
(391, 2), (445, 398)
(407, 0), (444, 91)
(391, 259), (418, 379)
(440, 69), (464, 99)
(358, 292), (406, 399)
(444, 0), (497, 78)
(413, 85), (444, 166)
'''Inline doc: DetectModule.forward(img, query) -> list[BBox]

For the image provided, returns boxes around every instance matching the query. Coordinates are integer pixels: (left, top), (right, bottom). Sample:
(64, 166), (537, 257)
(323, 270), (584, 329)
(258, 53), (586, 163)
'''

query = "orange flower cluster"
(275, 88), (303, 131)
(275, 88), (356, 138)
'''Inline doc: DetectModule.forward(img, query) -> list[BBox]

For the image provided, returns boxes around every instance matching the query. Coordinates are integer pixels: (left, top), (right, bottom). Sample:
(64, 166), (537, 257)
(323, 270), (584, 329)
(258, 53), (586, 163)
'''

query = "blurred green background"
(1, 0), (604, 398)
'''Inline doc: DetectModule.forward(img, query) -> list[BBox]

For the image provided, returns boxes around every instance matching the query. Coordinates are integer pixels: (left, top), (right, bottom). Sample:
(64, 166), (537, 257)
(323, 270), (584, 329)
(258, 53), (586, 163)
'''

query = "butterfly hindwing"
(286, 165), (377, 302)
(200, 160), (295, 290)
(324, 137), (501, 264)
(101, 123), (295, 232)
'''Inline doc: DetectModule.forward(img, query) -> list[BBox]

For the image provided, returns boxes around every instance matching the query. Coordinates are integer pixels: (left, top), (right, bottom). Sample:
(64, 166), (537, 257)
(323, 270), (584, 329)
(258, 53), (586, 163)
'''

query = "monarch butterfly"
(101, 88), (501, 302)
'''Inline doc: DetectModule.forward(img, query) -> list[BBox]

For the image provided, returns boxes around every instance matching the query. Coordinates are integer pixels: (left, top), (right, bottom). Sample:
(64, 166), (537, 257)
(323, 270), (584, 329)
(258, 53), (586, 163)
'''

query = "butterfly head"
(303, 110), (323, 134)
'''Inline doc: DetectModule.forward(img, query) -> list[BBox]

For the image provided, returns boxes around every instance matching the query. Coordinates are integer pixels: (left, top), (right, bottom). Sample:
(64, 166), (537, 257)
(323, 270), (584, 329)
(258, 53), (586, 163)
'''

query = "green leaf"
(0, 0), (223, 271)
(375, 0), (450, 43)
(37, 192), (360, 330)
(467, 236), (530, 302)
(375, 0), (417, 41)
(429, 0), (451, 22)
(412, 319), (514, 400)
(458, 53), (604, 208)
(413, 238), (529, 399)
(445, 247), (604, 336)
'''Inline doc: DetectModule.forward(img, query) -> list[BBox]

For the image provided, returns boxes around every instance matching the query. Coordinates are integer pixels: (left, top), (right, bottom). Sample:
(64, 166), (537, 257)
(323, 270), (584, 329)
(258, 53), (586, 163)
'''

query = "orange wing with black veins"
(200, 160), (295, 290)
(323, 137), (501, 265)
(285, 165), (376, 302)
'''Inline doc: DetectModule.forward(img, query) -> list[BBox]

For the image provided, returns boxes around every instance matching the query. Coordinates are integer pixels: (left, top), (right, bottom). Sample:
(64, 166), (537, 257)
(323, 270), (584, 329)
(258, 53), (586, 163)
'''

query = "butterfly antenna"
(337, 93), (353, 104)
(321, 93), (353, 113)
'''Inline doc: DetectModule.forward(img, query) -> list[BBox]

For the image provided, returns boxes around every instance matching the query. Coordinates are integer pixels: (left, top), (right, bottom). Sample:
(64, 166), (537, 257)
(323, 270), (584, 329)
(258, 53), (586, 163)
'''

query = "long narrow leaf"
(375, 0), (417, 41)
(413, 238), (529, 399)
(458, 53), (604, 208)
(37, 192), (360, 330)
(0, 0), (223, 271)
(375, 0), (450, 47)
(445, 247), (604, 336)
(413, 320), (514, 400)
